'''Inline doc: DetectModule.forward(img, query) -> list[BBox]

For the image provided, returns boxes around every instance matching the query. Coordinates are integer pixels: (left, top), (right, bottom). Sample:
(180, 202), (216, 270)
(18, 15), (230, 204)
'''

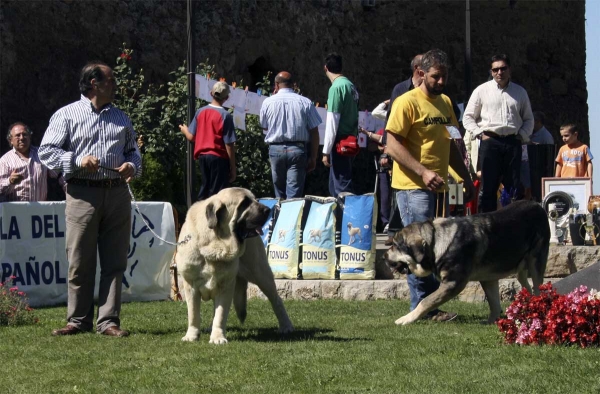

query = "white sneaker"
(383, 223), (389, 233)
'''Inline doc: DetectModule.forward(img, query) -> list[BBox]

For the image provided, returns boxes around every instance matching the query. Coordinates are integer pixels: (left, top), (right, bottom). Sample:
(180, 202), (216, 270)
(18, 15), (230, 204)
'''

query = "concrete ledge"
(248, 278), (561, 303)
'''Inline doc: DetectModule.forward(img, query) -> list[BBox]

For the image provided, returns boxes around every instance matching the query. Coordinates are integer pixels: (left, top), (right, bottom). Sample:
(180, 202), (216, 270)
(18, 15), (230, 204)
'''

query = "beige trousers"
(64, 184), (131, 333)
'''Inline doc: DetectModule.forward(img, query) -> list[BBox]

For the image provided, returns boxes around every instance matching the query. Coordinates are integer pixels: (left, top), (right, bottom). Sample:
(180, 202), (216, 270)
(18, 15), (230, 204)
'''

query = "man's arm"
(0, 160), (17, 195)
(385, 131), (444, 191)
(123, 123), (142, 179)
(38, 111), (77, 176)
(307, 127), (319, 172)
(322, 112), (340, 167)
(371, 100), (389, 121)
(462, 88), (484, 139)
(517, 92), (534, 143)
(226, 143), (236, 182)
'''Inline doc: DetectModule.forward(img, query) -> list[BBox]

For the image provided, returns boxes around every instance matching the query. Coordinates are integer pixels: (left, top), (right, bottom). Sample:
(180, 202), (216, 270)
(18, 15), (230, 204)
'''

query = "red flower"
(498, 283), (600, 348)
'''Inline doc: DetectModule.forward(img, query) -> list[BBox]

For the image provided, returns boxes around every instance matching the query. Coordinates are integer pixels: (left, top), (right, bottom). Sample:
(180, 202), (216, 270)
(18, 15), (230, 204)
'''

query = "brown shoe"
(52, 325), (85, 336)
(384, 236), (394, 246)
(100, 326), (130, 337)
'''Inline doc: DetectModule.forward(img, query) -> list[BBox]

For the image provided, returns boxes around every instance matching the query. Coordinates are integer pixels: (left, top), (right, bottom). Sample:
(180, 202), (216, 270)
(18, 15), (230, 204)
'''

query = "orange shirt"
(555, 142), (593, 177)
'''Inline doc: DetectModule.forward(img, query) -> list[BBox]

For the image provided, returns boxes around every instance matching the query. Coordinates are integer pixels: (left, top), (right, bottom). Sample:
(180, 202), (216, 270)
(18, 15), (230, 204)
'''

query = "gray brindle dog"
(384, 200), (550, 325)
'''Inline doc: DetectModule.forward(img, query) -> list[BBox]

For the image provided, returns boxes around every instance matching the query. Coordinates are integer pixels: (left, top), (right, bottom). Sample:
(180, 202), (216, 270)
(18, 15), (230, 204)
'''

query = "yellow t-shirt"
(386, 88), (459, 190)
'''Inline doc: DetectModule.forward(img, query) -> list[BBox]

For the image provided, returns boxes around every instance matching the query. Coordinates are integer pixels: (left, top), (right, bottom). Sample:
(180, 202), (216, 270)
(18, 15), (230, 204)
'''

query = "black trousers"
(198, 154), (230, 201)
(479, 134), (521, 213)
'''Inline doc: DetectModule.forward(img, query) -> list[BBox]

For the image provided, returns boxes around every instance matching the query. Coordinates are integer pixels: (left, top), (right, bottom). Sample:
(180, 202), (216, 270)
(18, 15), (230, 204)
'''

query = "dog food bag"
(337, 193), (377, 280)
(300, 196), (337, 280)
(258, 198), (279, 248)
(267, 199), (304, 279)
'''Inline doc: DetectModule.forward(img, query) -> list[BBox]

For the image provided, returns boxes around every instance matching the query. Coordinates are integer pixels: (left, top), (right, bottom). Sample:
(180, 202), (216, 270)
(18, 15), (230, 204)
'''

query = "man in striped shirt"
(260, 71), (321, 199)
(40, 61), (142, 338)
(0, 122), (64, 201)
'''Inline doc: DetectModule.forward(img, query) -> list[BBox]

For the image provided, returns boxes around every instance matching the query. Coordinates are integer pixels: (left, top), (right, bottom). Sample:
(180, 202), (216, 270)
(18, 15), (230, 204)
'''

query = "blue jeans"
(269, 144), (307, 199)
(328, 148), (354, 198)
(396, 189), (442, 311)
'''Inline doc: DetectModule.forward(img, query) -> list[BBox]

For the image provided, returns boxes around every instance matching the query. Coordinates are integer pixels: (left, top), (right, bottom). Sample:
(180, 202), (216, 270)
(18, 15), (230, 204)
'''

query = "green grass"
(2, 299), (599, 394)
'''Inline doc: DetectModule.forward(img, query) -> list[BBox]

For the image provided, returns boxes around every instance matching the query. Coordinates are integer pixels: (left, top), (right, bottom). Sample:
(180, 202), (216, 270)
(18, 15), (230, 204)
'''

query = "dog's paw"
(181, 327), (201, 341)
(181, 334), (200, 342)
(395, 315), (415, 326)
(278, 324), (294, 334)
(209, 336), (228, 345)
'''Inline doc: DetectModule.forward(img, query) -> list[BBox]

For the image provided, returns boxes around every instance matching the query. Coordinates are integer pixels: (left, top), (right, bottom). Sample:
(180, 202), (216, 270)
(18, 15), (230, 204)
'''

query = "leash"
(125, 182), (191, 246)
(435, 189), (447, 218)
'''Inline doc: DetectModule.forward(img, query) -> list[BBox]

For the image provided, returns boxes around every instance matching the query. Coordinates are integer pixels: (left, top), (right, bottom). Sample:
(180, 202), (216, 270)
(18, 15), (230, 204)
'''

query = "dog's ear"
(206, 201), (227, 230)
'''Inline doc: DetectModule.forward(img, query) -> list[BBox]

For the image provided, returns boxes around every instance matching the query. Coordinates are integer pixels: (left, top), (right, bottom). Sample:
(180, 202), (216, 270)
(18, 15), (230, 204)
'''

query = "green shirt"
(327, 76), (359, 137)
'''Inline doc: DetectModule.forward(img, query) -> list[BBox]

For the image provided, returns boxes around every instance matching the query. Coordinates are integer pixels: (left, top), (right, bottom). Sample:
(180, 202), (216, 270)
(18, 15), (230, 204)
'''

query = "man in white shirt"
(463, 54), (534, 212)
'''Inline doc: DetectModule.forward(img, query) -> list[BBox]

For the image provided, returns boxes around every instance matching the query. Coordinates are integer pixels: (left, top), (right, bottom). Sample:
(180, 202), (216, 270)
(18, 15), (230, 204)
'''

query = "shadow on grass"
(132, 326), (371, 343)
(230, 326), (372, 343)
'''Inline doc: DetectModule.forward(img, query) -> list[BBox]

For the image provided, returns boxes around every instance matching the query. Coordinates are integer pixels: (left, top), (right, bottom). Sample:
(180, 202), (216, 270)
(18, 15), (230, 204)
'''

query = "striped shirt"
(260, 88), (322, 144)
(39, 95), (142, 180)
(463, 80), (534, 142)
(0, 146), (62, 201)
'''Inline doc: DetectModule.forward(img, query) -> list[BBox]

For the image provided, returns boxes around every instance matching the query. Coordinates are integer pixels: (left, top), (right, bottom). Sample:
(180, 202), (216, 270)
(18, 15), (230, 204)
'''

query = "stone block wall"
(1, 0), (588, 152)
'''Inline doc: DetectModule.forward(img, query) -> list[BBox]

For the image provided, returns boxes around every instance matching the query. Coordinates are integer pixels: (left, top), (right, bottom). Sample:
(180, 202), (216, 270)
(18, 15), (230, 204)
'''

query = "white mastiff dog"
(176, 187), (294, 343)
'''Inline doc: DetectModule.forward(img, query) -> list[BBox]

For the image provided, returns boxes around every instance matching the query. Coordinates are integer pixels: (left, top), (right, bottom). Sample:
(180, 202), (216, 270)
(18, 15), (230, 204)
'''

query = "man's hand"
(380, 156), (390, 169)
(9, 169), (23, 185)
(307, 156), (316, 173)
(322, 154), (331, 168)
(116, 162), (135, 183)
(229, 167), (236, 183)
(178, 124), (188, 135)
(422, 169), (444, 191)
(81, 155), (99, 173)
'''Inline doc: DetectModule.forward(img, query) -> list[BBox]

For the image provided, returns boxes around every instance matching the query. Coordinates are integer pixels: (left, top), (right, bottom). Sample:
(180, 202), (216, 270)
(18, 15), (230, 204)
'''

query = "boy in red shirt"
(555, 124), (593, 178)
(179, 81), (237, 200)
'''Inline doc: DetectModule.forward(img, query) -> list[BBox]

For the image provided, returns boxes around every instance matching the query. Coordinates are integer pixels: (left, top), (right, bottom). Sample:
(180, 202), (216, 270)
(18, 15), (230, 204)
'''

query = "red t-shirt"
(188, 105), (236, 159)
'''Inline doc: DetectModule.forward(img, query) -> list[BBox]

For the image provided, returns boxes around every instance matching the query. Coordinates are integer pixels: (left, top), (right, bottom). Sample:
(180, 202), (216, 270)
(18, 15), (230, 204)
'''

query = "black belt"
(269, 141), (306, 146)
(67, 178), (126, 188)
(483, 131), (517, 139)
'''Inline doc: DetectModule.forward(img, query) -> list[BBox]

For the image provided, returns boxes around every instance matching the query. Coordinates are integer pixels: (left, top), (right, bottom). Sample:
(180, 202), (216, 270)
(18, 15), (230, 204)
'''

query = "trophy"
(584, 213), (597, 246)
(548, 203), (561, 245)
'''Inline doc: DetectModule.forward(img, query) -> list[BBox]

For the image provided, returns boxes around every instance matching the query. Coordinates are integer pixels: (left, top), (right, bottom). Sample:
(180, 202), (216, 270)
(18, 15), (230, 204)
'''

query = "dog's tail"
(234, 276), (248, 324)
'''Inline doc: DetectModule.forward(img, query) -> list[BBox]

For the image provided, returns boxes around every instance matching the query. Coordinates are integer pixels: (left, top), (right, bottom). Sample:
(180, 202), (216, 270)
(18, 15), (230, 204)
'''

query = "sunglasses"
(491, 66), (508, 73)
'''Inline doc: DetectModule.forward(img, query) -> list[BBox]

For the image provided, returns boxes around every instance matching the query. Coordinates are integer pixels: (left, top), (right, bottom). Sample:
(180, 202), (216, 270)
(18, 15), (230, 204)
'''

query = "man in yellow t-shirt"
(385, 49), (475, 322)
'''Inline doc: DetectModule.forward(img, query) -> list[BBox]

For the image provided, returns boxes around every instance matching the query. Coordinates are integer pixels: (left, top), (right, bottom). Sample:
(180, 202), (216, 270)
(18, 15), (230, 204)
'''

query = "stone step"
(172, 235), (599, 303)
(248, 278), (561, 303)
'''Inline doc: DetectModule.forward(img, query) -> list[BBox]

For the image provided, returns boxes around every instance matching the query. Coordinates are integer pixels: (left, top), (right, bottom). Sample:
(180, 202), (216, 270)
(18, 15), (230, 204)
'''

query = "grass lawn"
(1, 298), (599, 394)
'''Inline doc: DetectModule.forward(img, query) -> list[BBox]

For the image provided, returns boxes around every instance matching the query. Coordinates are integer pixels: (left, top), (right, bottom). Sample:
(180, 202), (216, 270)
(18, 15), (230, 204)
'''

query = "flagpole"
(186, 0), (195, 209)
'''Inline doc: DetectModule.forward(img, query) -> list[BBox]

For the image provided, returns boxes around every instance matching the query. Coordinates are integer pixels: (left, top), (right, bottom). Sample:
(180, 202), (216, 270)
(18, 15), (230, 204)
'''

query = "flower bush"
(0, 276), (38, 326)
(497, 283), (600, 348)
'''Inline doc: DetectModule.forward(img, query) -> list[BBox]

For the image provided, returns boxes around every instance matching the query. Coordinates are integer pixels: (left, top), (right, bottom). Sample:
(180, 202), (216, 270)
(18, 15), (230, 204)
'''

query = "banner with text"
(0, 201), (176, 307)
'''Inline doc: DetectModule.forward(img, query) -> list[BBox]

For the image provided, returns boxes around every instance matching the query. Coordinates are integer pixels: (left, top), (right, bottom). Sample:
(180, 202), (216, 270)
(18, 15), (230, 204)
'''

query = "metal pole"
(465, 0), (472, 101)
(186, 0), (195, 208)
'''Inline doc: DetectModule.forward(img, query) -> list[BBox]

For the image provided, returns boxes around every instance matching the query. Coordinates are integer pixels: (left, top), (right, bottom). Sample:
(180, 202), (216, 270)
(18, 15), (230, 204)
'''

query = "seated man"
(0, 122), (64, 201)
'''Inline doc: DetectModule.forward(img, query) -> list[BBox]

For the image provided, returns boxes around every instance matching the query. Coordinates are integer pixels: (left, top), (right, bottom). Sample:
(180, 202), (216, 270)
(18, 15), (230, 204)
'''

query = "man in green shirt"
(322, 53), (359, 197)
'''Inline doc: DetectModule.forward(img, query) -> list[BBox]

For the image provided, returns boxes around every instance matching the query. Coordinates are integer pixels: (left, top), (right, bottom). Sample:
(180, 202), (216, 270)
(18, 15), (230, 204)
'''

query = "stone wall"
(0, 0), (587, 153)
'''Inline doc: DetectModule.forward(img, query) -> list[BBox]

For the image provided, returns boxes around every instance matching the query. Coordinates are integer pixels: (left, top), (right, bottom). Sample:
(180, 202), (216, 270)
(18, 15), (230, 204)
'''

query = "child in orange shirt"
(555, 124), (593, 178)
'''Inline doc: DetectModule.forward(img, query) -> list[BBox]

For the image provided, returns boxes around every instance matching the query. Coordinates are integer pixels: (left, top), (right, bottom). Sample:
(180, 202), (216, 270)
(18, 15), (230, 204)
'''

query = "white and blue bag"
(299, 196), (337, 280)
(267, 198), (304, 279)
(337, 193), (377, 280)
(257, 198), (279, 249)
